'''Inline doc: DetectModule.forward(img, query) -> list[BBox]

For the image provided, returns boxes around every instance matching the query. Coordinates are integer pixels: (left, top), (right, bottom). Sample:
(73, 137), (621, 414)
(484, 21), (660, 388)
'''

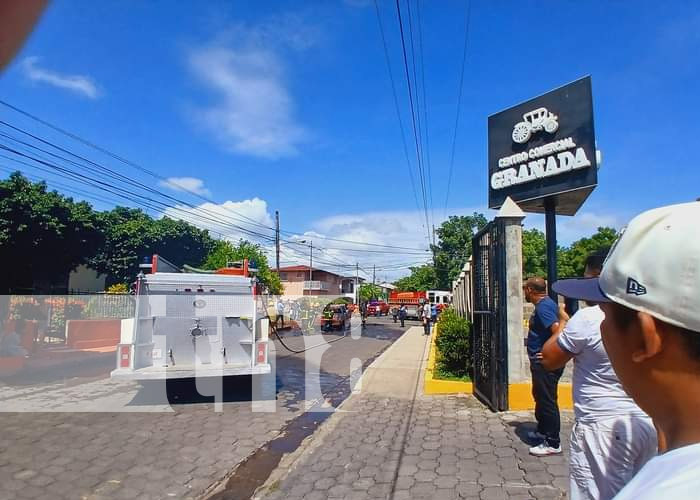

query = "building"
(340, 276), (365, 301)
(277, 265), (344, 296)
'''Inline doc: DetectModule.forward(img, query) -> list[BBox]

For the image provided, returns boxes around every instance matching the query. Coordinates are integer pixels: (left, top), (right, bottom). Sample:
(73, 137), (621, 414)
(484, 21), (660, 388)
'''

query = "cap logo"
(626, 278), (647, 296)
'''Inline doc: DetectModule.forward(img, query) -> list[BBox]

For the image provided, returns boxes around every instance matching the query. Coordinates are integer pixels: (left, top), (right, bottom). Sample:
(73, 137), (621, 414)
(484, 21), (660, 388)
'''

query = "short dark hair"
(585, 247), (611, 274)
(524, 277), (547, 293)
(679, 328), (700, 362)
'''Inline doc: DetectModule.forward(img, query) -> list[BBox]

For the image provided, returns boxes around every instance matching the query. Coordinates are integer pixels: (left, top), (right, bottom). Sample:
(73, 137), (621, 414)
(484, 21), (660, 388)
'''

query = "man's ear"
(631, 312), (664, 363)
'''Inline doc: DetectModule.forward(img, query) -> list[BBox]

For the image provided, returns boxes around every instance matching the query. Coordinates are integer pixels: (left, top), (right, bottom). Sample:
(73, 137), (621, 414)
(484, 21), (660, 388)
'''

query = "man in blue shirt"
(524, 277), (563, 456)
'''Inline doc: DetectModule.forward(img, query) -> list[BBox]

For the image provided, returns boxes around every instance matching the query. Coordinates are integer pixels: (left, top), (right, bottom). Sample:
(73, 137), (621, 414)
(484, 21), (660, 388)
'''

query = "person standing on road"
(551, 202), (700, 500)
(275, 298), (285, 328)
(422, 300), (431, 336)
(541, 250), (657, 499)
(399, 304), (407, 327)
(524, 277), (563, 456)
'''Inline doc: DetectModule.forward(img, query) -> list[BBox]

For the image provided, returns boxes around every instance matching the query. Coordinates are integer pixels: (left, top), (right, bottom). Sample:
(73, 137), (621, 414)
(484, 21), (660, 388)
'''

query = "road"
(0, 315), (413, 500)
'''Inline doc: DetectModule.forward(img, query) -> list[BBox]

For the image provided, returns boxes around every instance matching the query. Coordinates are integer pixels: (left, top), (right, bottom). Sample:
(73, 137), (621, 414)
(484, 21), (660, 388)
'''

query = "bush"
(106, 283), (128, 294)
(435, 307), (471, 379)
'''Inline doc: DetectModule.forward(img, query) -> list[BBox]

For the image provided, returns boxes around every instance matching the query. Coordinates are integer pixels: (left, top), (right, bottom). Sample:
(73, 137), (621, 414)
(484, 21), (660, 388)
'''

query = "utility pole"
(309, 241), (313, 282)
(275, 210), (280, 271)
(372, 264), (376, 299)
(355, 262), (359, 305)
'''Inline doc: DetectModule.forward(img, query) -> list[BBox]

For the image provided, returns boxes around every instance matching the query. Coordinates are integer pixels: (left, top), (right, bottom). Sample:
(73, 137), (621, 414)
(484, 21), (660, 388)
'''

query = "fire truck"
(388, 291), (427, 319)
(111, 255), (270, 381)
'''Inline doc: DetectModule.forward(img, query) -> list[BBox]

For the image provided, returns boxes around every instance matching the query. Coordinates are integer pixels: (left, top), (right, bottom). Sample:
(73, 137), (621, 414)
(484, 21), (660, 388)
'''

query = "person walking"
(552, 201), (700, 500)
(524, 276), (563, 456)
(541, 250), (657, 499)
(275, 298), (285, 328)
(399, 304), (407, 327)
(422, 300), (431, 336)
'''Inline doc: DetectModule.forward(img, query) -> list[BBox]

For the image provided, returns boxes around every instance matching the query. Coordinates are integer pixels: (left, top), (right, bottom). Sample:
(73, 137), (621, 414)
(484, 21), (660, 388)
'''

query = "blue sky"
(1, 0), (699, 280)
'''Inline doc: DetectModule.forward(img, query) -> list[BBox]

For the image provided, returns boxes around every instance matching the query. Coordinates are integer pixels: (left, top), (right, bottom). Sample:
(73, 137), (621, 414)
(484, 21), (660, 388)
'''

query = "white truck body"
(111, 272), (270, 380)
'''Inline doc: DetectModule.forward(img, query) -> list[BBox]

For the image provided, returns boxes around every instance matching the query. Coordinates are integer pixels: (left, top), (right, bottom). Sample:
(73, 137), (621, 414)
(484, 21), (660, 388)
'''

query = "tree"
(432, 213), (488, 289)
(90, 207), (215, 286)
(522, 228), (547, 278)
(0, 172), (103, 293)
(558, 227), (618, 278)
(201, 239), (282, 295)
(359, 283), (382, 301)
(393, 264), (438, 291)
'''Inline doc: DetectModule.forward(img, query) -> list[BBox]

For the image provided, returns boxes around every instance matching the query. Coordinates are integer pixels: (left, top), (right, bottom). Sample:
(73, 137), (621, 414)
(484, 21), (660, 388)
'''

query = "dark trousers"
(530, 361), (564, 448)
(275, 314), (284, 327)
(423, 319), (431, 335)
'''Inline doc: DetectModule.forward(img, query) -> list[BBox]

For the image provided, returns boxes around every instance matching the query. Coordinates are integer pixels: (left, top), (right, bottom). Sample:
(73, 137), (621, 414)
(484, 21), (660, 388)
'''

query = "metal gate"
(471, 219), (509, 411)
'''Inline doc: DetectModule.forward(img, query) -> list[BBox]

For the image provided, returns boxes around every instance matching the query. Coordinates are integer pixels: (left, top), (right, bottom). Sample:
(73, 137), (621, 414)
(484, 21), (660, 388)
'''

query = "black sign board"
(488, 76), (597, 215)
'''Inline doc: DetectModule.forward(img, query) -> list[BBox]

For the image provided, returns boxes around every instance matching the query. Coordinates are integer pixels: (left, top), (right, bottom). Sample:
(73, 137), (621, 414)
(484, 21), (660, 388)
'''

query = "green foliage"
(557, 227), (619, 278)
(201, 239), (282, 295)
(432, 213), (488, 289)
(90, 206), (215, 286)
(359, 283), (382, 301)
(522, 228), (547, 278)
(393, 264), (438, 291)
(434, 307), (471, 378)
(0, 172), (103, 292)
(522, 226), (619, 279)
(106, 283), (128, 294)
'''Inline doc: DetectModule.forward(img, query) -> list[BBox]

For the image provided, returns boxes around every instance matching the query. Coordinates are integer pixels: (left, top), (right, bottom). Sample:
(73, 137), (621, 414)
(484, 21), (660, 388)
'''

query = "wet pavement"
(0, 316), (411, 500)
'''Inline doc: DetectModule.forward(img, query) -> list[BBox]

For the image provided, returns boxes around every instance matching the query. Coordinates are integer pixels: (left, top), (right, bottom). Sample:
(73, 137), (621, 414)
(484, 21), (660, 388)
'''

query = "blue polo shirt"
(527, 296), (558, 360)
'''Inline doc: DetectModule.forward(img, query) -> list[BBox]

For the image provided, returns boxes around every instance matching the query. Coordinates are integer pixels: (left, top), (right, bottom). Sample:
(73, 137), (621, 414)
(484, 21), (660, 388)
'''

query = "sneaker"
(526, 430), (545, 442)
(529, 442), (562, 456)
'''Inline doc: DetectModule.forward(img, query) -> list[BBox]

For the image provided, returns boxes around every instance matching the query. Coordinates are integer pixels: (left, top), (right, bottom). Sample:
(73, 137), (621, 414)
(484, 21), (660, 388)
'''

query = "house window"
(280, 272), (288, 280)
(297, 272), (304, 278)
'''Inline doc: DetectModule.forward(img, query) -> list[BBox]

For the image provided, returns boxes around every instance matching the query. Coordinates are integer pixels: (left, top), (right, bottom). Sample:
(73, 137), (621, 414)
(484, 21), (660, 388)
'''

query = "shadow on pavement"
(507, 420), (541, 445)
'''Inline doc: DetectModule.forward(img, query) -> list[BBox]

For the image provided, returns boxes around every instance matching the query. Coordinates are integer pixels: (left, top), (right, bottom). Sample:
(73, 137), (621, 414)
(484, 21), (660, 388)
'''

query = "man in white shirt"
(422, 300), (431, 335)
(542, 250), (657, 499)
(552, 201), (700, 500)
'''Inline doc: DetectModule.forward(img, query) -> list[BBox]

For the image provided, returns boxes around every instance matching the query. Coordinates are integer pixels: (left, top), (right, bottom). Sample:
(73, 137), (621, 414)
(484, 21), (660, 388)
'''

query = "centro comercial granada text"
(491, 137), (591, 190)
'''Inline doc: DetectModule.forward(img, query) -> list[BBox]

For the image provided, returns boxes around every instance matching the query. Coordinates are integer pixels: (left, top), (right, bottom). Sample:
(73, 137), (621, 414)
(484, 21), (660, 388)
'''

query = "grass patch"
(434, 366), (471, 383)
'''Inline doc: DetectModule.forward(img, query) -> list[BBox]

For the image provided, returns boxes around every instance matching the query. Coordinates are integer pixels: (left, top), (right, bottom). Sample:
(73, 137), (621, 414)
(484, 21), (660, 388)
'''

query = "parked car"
(321, 304), (351, 331)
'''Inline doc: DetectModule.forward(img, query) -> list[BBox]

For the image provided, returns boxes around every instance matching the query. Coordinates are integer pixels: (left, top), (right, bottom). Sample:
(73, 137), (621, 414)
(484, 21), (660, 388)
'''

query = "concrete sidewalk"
(257, 325), (573, 499)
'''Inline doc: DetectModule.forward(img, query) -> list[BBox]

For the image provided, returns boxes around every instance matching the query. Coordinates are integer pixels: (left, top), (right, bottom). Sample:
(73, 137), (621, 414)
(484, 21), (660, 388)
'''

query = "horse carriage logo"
(511, 107), (559, 144)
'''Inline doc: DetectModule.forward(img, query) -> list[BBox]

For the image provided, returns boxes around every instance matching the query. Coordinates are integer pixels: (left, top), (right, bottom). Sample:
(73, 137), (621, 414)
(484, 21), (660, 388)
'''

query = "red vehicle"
(367, 300), (390, 316)
(388, 291), (427, 319)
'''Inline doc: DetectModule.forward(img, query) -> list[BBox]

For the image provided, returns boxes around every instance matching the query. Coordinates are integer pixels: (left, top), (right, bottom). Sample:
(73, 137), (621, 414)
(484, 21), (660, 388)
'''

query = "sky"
(1, 0), (699, 282)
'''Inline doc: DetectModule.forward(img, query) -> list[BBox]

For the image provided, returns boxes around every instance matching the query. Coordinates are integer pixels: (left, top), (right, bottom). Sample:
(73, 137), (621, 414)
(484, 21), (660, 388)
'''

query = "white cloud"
(21, 57), (100, 99)
(161, 197), (275, 243)
(158, 177), (211, 196)
(186, 27), (307, 158)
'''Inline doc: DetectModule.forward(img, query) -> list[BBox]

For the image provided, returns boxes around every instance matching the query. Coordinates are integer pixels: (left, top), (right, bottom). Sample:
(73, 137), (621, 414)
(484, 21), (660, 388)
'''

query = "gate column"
(495, 198), (528, 389)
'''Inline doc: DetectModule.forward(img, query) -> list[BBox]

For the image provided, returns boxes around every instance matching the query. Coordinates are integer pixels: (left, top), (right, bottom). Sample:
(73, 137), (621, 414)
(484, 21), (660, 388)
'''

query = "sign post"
(488, 76), (598, 292)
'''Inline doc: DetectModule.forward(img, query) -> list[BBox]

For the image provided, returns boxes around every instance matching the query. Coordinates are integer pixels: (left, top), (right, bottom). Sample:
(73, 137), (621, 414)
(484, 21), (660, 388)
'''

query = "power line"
(395, 0), (431, 245)
(443, 0), (472, 216)
(372, 0), (422, 218)
(0, 100), (433, 253)
(415, 0), (434, 242)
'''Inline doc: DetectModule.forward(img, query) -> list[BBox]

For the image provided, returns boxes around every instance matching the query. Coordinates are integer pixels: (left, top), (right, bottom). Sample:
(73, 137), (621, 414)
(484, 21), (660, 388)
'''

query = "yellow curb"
(423, 324), (574, 411)
(508, 382), (573, 410)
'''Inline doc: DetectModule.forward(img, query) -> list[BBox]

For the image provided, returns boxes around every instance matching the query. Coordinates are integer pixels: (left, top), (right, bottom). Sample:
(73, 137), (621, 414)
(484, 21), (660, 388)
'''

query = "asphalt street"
(0, 314), (412, 500)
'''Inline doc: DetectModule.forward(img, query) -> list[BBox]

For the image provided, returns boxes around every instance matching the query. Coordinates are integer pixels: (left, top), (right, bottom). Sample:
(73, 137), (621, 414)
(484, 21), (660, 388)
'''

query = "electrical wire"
(443, 0), (472, 216)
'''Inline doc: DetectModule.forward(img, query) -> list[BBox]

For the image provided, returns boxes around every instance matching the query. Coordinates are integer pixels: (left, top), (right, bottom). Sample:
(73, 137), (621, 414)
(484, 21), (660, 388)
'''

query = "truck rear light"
(256, 342), (267, 364)
(119, 345), (131, 368)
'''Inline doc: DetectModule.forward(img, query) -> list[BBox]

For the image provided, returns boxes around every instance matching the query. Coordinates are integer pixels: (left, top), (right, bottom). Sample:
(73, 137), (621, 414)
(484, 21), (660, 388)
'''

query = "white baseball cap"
(552, 201), (700, 333)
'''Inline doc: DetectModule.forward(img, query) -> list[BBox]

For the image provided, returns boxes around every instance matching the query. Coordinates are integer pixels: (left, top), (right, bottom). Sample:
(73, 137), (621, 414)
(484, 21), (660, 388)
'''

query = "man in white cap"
(551, 201), (700, 499)
(541, 249), (657, 499)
